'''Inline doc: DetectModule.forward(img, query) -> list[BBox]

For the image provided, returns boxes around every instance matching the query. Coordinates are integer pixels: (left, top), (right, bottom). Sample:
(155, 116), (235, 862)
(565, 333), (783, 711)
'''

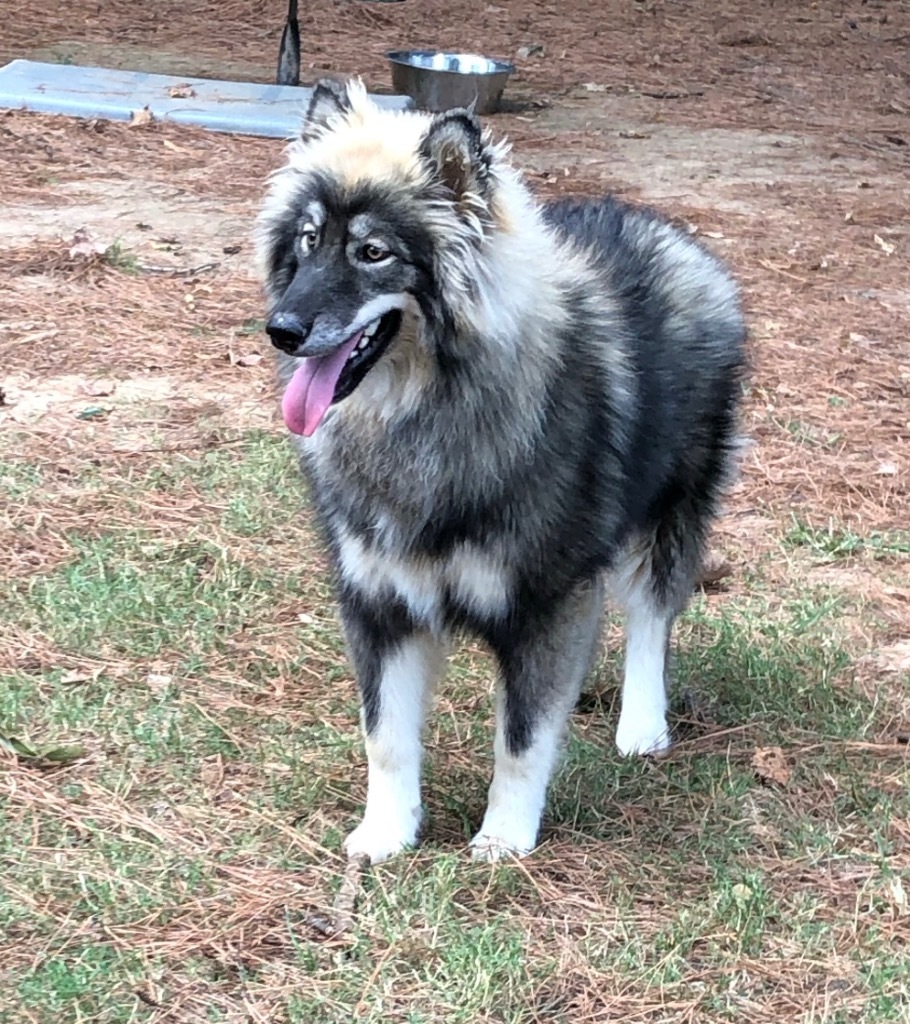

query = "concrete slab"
(0, 59), (412, 139)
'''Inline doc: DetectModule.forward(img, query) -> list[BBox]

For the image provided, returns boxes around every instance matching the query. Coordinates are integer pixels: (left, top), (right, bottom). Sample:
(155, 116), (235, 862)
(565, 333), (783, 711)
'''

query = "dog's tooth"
(364, 317), (380, 338)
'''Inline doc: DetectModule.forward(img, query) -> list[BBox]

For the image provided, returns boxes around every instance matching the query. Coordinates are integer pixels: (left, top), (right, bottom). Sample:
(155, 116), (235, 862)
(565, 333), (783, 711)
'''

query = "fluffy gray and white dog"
(255, 78), (747, 863)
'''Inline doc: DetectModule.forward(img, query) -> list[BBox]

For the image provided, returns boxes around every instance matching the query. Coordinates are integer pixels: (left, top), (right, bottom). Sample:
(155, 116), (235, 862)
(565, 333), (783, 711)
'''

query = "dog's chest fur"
(335, 527), (511, 631)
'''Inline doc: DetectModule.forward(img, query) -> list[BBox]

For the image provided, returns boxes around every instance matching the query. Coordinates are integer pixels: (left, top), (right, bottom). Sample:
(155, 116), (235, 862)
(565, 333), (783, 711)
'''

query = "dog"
(255, 78), (747, 863)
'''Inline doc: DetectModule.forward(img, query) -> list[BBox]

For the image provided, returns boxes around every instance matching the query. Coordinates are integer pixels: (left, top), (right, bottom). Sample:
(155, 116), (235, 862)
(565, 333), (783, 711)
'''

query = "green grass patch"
(0, 459), (44, 498)
(3, 531), (283, 659)
(2, 429), (909, 1022)
(102, 240), (140, 274)
(785, 517), (910, 561)
(676, 593), (865, 737)
(237, 317), (266, 336)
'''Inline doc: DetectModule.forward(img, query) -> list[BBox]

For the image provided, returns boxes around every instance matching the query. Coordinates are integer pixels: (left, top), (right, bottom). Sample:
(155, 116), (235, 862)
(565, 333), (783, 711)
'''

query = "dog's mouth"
(281, 310), (402, 437)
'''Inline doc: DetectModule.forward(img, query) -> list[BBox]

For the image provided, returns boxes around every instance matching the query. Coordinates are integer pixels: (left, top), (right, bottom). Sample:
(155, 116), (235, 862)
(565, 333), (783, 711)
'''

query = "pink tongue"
(281, 331), (364, 436)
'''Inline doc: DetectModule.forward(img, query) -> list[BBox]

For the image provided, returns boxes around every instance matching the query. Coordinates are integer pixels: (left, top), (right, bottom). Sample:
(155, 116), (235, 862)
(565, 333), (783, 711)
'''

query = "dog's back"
(542, 194), (745, 533)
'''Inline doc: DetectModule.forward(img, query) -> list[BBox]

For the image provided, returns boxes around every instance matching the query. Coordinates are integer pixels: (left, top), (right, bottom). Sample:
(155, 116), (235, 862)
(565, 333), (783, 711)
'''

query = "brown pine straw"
(2, 4), (910, 1018)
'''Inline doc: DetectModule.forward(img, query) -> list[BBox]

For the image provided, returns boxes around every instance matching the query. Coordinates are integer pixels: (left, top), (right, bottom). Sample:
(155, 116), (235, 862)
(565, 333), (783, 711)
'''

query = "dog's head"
(256, 78), (512, 437)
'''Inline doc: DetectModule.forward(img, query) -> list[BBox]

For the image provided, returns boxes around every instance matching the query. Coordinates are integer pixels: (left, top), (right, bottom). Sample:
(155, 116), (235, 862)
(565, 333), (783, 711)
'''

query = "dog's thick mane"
(258, 81), (599, 326)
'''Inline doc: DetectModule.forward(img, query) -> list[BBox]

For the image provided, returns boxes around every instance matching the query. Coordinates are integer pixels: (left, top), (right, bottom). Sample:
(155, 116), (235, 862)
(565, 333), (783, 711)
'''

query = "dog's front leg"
(471, 580), (604, 862)
(339, 590), (445, 863)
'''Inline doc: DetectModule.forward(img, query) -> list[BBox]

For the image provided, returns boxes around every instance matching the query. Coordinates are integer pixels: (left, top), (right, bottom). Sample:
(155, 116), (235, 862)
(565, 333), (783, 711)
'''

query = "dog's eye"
(300, 224), (319, 253)
(360, 242), (391, 264)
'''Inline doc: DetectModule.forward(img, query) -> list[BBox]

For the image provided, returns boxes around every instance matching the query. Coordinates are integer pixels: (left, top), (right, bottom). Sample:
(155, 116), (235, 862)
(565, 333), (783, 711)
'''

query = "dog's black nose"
(266, 310), (308, 354)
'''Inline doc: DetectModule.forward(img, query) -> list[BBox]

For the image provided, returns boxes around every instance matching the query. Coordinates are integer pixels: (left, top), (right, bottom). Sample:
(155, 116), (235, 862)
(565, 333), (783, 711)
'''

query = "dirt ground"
(2, 0), (908, 530)
(0, 0), (907, 687)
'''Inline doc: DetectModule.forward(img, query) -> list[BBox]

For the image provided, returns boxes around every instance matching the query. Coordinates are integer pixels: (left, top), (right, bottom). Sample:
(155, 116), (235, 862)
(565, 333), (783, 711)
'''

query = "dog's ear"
(419, 110), (491, 203)
(301, 78), (353, 141)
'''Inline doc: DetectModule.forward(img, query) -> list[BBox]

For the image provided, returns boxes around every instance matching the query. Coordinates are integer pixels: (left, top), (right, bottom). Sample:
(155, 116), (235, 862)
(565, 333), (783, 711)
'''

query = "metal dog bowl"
(386, 50), (515, 114)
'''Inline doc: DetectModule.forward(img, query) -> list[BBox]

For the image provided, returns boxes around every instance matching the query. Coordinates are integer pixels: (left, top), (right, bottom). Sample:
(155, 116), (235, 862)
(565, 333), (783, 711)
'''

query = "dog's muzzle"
(266, 310), (307, 354)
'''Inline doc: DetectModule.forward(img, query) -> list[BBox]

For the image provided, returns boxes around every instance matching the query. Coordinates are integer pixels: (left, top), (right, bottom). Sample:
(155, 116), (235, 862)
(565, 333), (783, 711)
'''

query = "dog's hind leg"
(471, 579), (604, 861)
(614, 585), (674, 756)
(339, 590), (447, 863)
(610, 518), (705, 757)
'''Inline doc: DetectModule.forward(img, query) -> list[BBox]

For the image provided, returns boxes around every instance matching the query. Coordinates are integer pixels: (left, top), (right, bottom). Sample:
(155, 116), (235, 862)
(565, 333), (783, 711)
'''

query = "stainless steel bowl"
(386, 50), (515, 114)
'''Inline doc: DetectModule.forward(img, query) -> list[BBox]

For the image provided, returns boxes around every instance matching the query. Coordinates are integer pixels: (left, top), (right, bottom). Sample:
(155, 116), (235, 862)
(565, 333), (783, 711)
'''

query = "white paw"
(343, 816), (418, 864)
(469, 822), (537, 862)
(469, 834), (532, 863)
(615, 712), (671, 757)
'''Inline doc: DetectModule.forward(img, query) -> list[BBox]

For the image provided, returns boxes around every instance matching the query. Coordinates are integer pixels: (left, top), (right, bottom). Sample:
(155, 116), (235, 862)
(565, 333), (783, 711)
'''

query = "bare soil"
(2, 0), (908, 523)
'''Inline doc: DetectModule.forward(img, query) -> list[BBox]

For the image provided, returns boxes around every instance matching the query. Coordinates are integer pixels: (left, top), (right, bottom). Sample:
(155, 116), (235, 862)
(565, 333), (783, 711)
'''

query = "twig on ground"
(136, 261), (221, 276)
(640, 89), (704, 100)
(332, 854), (368, 936)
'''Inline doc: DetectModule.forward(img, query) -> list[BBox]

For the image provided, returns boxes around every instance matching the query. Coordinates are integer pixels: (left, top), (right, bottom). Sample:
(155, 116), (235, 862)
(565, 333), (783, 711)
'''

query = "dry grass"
(2, 4), (910, 1020)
